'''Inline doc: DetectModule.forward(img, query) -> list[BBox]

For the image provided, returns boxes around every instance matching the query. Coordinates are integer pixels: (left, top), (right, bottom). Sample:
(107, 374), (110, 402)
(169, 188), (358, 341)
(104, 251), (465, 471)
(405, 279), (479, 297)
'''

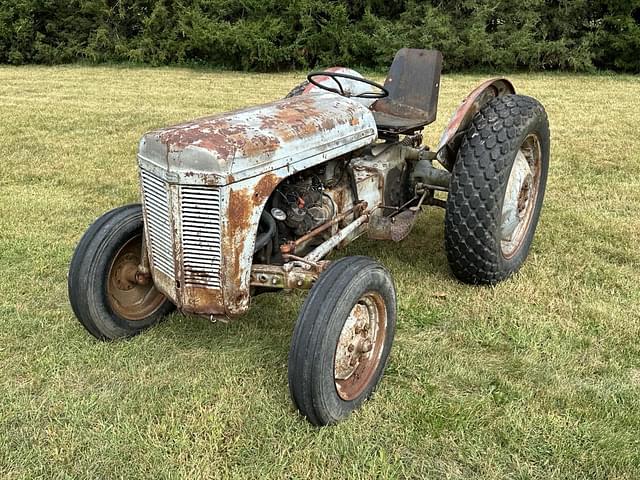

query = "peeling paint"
(436, 78), (515, 169)
(138, 92), (378, 317)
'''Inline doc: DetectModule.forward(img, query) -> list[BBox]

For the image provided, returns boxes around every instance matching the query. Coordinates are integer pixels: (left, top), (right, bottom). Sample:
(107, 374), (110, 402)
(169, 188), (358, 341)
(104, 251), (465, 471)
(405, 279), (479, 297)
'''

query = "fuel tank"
(137, 93), (377, 186)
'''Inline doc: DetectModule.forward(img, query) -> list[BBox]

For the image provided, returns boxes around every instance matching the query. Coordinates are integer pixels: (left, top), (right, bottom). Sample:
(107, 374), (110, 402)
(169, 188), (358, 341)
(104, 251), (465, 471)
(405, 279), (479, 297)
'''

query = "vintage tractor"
(69, 49), (549, 425)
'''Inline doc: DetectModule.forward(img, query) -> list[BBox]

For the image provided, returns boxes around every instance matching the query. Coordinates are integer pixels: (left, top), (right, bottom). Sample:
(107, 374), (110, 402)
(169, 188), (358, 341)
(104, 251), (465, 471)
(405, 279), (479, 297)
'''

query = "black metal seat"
(371, 49), (443, 135)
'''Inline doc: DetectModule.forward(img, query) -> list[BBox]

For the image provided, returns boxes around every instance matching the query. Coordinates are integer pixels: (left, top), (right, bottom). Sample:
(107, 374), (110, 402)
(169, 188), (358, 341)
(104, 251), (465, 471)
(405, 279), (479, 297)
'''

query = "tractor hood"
(137, 93), (377, 186)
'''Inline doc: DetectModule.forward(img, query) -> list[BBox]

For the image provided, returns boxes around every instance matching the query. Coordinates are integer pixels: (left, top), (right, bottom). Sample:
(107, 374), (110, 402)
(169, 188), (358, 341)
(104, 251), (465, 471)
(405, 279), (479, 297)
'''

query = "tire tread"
(444, 94), (549, 284)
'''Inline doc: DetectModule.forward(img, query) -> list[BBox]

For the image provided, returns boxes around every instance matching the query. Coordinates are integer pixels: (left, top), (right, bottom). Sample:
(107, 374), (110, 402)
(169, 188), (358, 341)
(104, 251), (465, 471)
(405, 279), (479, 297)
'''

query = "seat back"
(372, 49), (443, 133)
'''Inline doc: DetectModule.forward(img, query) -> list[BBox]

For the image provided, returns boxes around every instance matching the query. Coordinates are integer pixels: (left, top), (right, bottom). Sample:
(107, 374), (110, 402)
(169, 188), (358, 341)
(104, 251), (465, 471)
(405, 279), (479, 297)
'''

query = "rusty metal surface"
(501, 133), (542, 259)
(334, 291), (387, 401)
(279, 201), (367, 255)
(371, 49), (442, 133)
(304, 213), (370, 263)
(138, 93), (377, 186)
(436, 78), (515, 169)
(367, 210), (417, 242)
(137, 93), (379, 318)
(250, 264), (318, 290)
(106, 234), (167, 321)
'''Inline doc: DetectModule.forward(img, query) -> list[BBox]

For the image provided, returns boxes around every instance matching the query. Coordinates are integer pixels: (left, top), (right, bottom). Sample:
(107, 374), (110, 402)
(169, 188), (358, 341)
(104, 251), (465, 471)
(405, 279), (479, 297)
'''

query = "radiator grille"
(180, 186), (222, 288)
(140, 170), (175, 279)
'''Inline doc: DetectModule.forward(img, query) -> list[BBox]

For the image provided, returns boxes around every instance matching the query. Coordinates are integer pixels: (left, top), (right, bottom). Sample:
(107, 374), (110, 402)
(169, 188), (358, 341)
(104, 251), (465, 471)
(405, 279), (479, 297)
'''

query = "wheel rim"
(500, 133), (542, 259)
(107, 234), (166, 321)
(334, 292), (387, 401)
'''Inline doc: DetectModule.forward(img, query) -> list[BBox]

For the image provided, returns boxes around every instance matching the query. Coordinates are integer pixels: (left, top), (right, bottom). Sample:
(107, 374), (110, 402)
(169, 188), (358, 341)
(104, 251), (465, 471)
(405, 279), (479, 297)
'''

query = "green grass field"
(1, 66), (639, 479)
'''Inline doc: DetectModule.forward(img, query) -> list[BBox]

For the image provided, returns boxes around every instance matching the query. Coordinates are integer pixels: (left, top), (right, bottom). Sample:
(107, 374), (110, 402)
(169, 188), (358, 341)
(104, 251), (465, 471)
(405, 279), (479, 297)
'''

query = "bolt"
(296, 280), (303, 287)
(258, 274), (268, 283)
(272, 278), (278, 285)
(135, 272), (150, 286)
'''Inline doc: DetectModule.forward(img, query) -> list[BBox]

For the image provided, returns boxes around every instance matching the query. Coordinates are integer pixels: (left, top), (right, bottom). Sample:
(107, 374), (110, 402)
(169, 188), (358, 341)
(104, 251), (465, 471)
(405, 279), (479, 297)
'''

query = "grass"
(1, 65), (639, 479)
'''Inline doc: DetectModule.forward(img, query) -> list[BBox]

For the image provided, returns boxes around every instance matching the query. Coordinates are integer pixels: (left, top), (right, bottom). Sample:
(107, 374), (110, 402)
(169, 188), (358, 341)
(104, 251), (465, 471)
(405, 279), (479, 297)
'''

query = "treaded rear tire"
(288, 256), (396, 426)
(444, 94), (550, 284)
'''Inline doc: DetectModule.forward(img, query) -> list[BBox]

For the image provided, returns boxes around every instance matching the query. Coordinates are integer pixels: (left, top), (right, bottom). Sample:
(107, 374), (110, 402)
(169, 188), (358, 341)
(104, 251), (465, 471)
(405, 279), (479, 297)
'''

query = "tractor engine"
(260, 144), (415, 262)
(261, 162), (347, 260)
(273, 172), (336, 237)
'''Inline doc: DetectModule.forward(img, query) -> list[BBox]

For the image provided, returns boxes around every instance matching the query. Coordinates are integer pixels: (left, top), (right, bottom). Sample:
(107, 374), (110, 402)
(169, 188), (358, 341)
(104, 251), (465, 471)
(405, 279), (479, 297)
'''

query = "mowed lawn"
(1, 66), (639, 479)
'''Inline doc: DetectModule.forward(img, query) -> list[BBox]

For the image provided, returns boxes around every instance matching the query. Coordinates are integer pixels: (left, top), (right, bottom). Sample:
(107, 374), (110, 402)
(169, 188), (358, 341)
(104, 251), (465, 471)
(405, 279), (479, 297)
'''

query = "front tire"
(288, 256), (397, 426)
(444, 94), (550, 284)
(68, 204), (174, 340)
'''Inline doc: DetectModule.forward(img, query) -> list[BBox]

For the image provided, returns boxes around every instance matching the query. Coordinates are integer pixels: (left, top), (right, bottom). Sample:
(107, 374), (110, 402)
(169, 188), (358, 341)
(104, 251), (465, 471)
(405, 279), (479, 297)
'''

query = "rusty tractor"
(69, 49), (550, 425)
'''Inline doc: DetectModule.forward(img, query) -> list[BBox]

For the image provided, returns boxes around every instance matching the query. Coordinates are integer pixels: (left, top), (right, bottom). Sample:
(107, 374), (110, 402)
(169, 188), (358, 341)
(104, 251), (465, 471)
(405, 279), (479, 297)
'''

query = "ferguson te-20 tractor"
(69, 49), (550, 425)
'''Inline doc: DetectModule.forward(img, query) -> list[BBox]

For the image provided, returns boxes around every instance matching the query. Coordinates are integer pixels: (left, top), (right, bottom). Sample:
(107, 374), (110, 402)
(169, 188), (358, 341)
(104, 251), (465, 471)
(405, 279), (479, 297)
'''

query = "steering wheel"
(307, 71), (389, 99)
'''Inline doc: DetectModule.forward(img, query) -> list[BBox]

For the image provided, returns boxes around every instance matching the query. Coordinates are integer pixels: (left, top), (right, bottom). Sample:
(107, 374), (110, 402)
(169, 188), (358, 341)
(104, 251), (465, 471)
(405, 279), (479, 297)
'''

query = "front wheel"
(444, 94), (550, 284)
(288, 256), (397, 426)
(68, 204), (174, 340)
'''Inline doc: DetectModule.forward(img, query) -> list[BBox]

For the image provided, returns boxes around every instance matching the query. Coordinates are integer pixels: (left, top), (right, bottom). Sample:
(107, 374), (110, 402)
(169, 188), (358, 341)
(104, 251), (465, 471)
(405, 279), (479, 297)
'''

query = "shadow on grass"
(97, 207), (453, 383)
(150, 289), (303, 354)
(343, 207), (452, 278)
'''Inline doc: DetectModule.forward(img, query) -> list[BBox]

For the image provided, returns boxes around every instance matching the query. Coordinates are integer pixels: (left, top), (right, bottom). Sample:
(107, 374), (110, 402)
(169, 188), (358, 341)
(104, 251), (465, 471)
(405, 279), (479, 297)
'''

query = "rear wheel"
(288, 256), (396, 426)
(68, 204), (174, 340)
(444, 94), (550, 284)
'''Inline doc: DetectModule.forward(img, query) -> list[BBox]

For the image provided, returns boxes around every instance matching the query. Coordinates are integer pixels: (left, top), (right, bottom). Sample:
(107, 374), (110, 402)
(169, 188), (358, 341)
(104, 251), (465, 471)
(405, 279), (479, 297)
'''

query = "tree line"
(1, 0), (639, 72)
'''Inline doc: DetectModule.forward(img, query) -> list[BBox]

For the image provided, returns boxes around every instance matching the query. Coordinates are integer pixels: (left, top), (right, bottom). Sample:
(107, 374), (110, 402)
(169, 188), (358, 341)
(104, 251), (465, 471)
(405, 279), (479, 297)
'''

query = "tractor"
(68, 49), (550, 425)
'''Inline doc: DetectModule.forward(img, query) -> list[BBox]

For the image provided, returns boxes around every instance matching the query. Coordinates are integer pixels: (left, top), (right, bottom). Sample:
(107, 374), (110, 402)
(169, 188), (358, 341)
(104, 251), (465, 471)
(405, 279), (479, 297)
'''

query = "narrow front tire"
(288, 256), (397, 426)
(68, 204), (174, 340)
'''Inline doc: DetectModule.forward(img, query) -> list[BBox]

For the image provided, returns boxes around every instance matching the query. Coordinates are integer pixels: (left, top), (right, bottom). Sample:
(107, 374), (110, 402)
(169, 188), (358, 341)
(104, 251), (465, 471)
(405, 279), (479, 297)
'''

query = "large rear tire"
(68, 204), (174, 340)
(288, 256), (396, 426)
(444, 94), (550, 284)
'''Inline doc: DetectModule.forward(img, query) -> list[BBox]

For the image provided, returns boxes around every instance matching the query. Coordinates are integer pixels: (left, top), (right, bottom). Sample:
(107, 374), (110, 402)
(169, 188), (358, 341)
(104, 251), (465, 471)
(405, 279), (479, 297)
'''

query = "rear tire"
(288, 256), (396, 426)
(68, 204), (174, 340)
(444, 94), (550, 284)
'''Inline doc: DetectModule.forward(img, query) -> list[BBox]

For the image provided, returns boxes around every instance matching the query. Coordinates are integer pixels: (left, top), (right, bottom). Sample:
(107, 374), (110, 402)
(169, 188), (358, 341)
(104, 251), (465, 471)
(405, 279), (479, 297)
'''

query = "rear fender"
(436, 78), (515, 170)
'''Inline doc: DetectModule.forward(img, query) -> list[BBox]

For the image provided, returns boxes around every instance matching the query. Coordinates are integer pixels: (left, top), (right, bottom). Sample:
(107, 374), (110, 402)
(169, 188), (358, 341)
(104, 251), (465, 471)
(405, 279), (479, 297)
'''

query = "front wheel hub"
(334, 292), (387, 401)
(107, 235), (166, 321)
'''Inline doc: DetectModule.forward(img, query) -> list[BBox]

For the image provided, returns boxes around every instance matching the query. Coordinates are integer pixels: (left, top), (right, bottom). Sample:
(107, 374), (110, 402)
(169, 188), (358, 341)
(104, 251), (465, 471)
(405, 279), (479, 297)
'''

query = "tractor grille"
(179, 186), (222, 288)
(140, 170), (175, 279)
(140, 168), (223, 289)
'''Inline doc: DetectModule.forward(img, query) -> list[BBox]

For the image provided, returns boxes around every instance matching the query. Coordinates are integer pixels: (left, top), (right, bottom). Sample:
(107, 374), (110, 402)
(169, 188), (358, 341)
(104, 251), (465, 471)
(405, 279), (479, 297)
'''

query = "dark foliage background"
(1, 0), (639, 72)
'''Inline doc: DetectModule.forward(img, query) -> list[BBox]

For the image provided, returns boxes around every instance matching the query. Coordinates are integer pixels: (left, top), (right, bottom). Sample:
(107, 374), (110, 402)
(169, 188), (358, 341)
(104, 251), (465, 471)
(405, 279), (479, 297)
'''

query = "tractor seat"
(371, 49), (443, 135)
